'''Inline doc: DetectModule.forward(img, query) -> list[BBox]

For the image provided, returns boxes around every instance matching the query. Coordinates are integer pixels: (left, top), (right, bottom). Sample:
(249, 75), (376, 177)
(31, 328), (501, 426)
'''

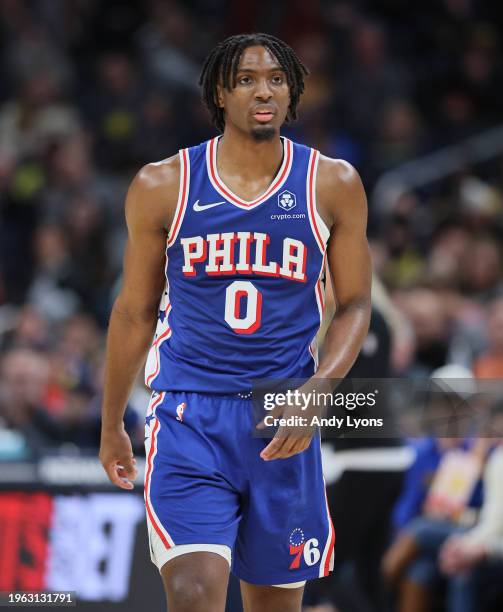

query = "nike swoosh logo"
(193, 200), (226, 212)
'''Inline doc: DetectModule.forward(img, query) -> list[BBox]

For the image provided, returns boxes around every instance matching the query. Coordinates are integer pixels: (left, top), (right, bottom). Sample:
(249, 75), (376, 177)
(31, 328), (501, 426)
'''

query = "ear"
(216, 84), (224, 109)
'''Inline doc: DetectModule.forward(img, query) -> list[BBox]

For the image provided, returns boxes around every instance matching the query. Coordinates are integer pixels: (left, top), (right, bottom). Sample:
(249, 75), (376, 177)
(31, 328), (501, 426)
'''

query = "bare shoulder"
(126, 153), (181, 232)
(134, 153), (180, 192)
(316, 155), (367, 228)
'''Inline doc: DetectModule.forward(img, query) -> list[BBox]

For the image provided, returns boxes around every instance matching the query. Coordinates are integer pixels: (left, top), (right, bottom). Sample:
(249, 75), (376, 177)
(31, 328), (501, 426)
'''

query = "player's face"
(218, 46), (290, 141)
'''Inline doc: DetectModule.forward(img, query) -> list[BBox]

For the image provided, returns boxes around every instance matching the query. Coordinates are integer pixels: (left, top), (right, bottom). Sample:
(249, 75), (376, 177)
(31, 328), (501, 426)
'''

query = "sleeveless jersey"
(144, 136), (330, 393)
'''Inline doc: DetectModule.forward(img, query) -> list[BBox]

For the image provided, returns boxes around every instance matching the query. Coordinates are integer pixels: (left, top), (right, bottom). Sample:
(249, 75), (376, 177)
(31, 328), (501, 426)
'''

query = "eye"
(238, 75), (252, 85)
(271, 74), (284, 84)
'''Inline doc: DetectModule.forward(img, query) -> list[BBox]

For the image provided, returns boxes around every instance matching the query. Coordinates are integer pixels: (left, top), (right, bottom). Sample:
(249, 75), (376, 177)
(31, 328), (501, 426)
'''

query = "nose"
(254, 77), (273, 101)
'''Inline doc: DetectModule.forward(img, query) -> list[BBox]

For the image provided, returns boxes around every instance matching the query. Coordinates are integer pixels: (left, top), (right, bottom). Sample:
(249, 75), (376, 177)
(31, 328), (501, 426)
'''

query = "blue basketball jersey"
(145, 136), (330, 393)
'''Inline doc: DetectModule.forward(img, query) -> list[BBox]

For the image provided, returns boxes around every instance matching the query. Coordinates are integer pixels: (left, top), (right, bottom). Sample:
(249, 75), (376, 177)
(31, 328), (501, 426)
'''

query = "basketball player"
(100, 33), (371, 612)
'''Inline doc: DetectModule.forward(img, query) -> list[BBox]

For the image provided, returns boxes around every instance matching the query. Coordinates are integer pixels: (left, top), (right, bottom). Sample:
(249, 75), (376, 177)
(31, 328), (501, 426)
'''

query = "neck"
(218, 126), (283, 179)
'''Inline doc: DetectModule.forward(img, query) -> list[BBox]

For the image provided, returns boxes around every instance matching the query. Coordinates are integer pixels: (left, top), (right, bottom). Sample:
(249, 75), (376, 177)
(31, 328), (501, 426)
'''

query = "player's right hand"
(99, 424), (138, 490)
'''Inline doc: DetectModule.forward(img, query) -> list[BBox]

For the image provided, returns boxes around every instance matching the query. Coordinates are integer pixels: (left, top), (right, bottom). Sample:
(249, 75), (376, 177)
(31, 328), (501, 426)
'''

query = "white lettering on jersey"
(279, 238), (307, 282)
(181, 232), (308, 282)
(224, 280), (262, 333)
(181, 236), (206, 276)
(251, 232), (280, 276)
(205, 232), (237, 274)
(235, 231), (253, 273)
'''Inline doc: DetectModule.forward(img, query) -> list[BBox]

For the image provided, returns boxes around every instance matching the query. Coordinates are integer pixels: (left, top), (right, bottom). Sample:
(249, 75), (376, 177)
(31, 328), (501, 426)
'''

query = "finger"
(281, 436), (303, 457)
(118, 456), (138, 479)
(262, 428), (313, 460)
(263, 429), (303, 460)
(107, 458), (137, 489)
(260, 437), (284, 459)
(280, 437), (311, 459)
(296, 435), (312, 451)
(260, 434), (289, 460)
(105, 464), (134, 490)
(117, 465), (138, 481)
(296, 437), (312, 453)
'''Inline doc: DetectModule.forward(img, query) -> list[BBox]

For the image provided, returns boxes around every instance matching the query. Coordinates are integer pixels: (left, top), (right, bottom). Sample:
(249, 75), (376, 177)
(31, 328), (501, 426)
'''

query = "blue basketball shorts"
(143, 391), (335, 586)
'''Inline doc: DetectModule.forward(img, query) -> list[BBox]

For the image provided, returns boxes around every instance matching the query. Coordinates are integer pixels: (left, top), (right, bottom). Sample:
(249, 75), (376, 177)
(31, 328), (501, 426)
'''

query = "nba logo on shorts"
(278, 190), (296, 211)
(176, 402), (187, 421)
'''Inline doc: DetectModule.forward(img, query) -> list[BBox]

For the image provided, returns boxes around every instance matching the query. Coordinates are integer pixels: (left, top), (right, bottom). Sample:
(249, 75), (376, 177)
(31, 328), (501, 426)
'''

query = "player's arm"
(99, 156), (179, 489)
(260, 159), (371, 461)
(313, 157), (372, 379)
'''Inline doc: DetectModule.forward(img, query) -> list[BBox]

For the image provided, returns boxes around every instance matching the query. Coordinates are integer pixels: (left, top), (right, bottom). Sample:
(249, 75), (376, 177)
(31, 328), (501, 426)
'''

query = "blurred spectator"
(61, 194), (110, 321)
(460, 237), (503, 301)
(0, 71), (80, 163)
(473, 297), (503, 378)
(370, 98), (425, 181)
(6, 305), (50, 351)
(51, 313), (102, 397)
(458, 175), (503, 232)
(84, 52), (145, 173)
(394, 289), (451, 375)
(3, 21), (74, 91)
(340, 20), (409, 142)
(381, 220), (426, 290)
(136, 1), (201, 91)
(0, 348), (63, 457)
(425, 224), (473, 289)
(440, 437), (503, 612)
(41, 133), (123, 227)
(26, 224), (80, 322)
(133, 90), (179, 164)
(382, 437), (490, 612)
(293, 33), (334, 117)
(384, 416), (503, 612)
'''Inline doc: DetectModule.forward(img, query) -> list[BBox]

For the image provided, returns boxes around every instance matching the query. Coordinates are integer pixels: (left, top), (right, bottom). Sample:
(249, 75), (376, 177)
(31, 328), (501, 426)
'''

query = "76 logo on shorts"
(288, 528), (320, 570)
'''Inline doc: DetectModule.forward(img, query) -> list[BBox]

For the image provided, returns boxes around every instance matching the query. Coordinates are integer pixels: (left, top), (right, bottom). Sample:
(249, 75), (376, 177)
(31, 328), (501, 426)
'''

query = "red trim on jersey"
(324, 527), (336, 576)
(209, 138), (292, 208)
(323, 488), (336, 576)
(146, 326), (171, 387)
(167, 148), (189, 248)
(299, 243), (308, 282)
(308, 150), (325, 253)
(145, 402), (172, 551)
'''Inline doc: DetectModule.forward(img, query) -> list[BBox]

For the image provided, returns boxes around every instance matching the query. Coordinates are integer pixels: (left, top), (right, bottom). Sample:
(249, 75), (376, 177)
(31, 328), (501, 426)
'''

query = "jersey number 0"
(224, 281), (262, 334)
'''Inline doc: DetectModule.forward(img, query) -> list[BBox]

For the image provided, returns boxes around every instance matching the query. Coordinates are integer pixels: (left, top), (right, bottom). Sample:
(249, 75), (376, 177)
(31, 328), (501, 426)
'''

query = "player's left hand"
(256, 378), (332, 460)
(256, 401), (316, 461)
(257, 410), (314, 461)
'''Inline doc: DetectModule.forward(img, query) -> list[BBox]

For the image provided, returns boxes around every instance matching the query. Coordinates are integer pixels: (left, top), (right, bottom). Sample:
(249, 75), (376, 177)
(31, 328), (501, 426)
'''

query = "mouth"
(252, 109), (275, 123)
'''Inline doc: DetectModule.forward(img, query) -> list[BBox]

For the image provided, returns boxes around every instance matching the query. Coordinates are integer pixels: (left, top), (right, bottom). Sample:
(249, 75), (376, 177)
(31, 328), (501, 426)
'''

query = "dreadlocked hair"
(199, 33), (309, 133)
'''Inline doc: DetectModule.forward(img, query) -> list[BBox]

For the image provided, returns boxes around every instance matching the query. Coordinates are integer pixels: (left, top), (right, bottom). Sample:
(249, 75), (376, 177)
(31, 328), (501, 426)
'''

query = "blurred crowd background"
(0, 1), (502, 611)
